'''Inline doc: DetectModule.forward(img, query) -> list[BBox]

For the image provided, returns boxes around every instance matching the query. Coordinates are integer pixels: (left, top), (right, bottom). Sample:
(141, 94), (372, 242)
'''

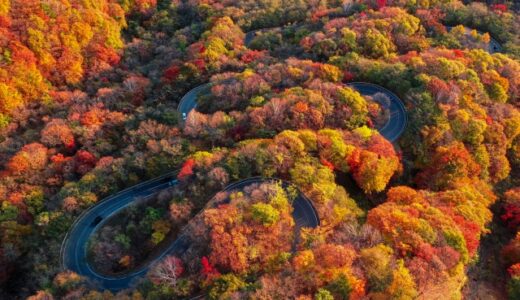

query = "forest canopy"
(0, 0), (519, 299)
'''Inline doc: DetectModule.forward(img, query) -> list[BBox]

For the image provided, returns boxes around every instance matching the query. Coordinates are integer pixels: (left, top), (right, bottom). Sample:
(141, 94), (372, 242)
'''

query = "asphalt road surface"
(176, 28), (266, 116)
(61, 175), (319, 291)
(60, 171), (182, 291)
(244, 30), (259, 46)
(63, 26), (407, 293)
(177, 83), (212, 118)
(61, 16), (476, 295)
(177, 82), (407, 142)
(348, 82), (407, 142)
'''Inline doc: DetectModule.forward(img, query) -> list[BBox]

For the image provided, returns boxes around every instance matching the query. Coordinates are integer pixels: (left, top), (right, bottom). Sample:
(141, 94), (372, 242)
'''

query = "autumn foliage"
(178, 158), (195, 181)
(1, 0), (519, 299)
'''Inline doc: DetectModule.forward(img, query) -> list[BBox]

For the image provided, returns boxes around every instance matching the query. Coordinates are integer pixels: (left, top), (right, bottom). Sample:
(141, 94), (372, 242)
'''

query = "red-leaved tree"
(177, 158), (195, 181)
(201, 256), (220, 280)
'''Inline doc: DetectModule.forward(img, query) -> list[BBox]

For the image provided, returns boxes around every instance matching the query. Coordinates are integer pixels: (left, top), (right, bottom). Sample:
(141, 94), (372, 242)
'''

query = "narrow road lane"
(61, 172), (179, 291)
(178, 82), (407, 142)
(347, 82), (407, 142)
(62, 176), (319, 291)
(177, 83), (212, 119)
(63, 24), (409, 292)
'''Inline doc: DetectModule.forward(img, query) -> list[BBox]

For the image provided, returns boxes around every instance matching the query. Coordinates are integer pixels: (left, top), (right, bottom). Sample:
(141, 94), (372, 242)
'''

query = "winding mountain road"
(61, 171), (182, 291)
(347, 82), (407, 142)
(63, 22), (410, 292)
(177, 83), (213, 120)
(244, 29), (261, 46)
(61, 174), (319, 291)
(178, 81), (408, 142)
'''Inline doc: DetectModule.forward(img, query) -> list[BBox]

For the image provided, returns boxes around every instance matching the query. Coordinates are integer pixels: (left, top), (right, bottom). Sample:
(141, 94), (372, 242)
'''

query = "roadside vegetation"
(0, 0), (519, 299)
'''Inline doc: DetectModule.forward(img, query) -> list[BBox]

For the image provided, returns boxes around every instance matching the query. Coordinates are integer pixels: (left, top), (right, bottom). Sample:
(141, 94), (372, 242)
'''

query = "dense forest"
(0, 0), (520, 299)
